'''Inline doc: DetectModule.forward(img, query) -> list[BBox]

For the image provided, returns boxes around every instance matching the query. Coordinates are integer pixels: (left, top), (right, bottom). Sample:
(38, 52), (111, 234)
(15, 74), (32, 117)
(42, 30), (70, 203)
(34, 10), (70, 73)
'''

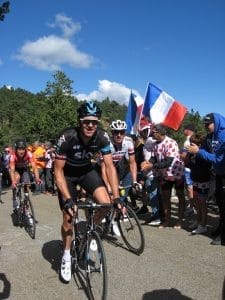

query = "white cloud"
(15, 35), (93, 71)
(15, 14), (93, 71)
(76, 79), (143, 105)
(0, 58), (3, 65)
(48, 13), (81, 38)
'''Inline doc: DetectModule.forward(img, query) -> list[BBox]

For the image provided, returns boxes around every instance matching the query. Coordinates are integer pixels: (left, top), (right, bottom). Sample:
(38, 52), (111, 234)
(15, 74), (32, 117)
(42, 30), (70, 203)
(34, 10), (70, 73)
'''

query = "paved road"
(0, 189), (225, 300)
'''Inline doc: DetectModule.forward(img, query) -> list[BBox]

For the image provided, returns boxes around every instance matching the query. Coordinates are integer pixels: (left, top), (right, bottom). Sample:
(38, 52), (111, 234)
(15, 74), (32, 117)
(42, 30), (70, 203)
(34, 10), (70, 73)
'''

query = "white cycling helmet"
(110, 120), (127, 130)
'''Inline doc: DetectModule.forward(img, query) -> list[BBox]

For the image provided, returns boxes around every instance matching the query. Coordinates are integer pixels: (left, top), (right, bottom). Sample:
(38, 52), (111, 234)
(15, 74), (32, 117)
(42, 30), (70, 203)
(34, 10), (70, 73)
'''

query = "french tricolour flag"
(125, 91), (144, 135)
(141, 83), (187, 130)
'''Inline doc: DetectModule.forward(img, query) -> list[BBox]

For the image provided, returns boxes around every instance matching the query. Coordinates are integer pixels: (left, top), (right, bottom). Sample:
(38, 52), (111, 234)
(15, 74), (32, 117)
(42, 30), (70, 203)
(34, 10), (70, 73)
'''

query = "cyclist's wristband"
(113, 197), (121, 204)
(63, 198), (74, 211)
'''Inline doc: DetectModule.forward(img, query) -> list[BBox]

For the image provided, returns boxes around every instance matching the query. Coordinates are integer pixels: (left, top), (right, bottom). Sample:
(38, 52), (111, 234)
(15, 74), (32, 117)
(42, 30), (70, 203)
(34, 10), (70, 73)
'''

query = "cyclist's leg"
(60, 210), (73, 282)
(81, 169), (111, 225)
(58, 178), (77, 282)
(21, 171), (30, 193)
(12, 171), (20, 211)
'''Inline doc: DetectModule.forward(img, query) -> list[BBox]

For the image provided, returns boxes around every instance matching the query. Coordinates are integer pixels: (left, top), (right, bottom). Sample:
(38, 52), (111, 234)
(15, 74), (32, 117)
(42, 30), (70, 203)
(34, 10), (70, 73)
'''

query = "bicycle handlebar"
(15, 182), (31, 188)
(76, 200), (113, 210)
(74, 196), (126, 210)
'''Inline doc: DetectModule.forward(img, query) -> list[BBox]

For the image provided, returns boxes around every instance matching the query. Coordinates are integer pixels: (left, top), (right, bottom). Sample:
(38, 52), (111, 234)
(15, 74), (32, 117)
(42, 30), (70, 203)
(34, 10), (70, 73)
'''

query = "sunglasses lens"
(113, 130), (125, 135)
(82, 120), (98, 125)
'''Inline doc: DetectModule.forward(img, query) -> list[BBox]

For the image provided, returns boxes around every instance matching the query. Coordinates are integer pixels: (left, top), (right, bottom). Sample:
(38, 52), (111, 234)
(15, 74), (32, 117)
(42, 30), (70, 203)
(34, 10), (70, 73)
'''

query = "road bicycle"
(14, 182), (36, 239)
(70, 197), (113, 300)
(99, 186), (145, 255)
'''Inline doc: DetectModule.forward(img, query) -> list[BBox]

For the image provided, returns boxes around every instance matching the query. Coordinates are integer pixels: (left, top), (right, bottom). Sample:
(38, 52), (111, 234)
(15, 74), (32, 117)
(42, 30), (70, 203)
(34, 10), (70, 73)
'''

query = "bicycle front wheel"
(24, 196), (36, 239)
(86, 231), (107, 300)
(117, 205), (145, 255)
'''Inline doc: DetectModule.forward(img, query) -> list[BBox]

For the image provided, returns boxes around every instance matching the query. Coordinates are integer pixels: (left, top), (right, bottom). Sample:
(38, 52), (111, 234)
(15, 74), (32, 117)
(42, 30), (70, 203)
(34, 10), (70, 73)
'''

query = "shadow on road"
(143, 288), (193, 300)
(0, 273), (11, 299)
(41, 240), (62, 273)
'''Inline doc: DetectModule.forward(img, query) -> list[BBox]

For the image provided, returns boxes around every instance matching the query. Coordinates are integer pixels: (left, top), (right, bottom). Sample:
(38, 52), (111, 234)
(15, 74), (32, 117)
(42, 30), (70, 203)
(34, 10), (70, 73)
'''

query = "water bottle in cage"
(119, 186), (127, 203)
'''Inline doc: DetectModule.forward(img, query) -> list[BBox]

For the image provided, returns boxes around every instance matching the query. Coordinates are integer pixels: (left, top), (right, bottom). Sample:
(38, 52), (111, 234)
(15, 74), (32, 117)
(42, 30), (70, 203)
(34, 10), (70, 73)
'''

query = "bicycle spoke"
(118, 206), (145, 255)
(86, 232), (107, 300)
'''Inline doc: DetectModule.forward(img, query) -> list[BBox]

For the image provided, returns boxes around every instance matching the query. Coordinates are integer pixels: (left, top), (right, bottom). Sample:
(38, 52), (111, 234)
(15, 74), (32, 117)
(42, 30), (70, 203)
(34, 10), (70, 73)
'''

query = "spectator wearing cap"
(137, 120), (162, 225)
(184, 133), (212, 234)
(187, 113), (225, 246)
(149, 124), (185, 228)
(181, 124), (196, 219)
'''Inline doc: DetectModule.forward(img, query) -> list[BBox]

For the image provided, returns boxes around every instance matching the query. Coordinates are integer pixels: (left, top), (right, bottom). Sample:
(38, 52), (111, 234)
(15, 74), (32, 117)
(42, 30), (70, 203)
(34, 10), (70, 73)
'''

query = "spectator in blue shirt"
(187, 113), (225, 246)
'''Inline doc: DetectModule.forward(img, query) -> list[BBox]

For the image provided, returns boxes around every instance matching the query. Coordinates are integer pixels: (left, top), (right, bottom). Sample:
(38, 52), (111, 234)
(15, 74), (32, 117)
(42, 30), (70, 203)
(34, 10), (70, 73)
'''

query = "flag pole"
(140, 82), (151, 123)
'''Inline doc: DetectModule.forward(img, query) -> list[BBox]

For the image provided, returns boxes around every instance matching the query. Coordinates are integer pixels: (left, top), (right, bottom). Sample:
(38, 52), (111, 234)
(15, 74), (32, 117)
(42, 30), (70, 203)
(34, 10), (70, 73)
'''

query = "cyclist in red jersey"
(9, 139), (41, 211)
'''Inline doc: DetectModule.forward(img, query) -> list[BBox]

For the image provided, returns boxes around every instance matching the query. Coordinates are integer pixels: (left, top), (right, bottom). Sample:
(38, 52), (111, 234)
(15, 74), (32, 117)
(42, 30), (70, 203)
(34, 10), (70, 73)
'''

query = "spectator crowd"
(0, 108), (225, 248)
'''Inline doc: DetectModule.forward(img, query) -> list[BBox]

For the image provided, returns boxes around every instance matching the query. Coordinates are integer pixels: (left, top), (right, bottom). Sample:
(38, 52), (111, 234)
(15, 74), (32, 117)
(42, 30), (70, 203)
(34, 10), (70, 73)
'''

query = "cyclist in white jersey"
(101, 120), (141, 205)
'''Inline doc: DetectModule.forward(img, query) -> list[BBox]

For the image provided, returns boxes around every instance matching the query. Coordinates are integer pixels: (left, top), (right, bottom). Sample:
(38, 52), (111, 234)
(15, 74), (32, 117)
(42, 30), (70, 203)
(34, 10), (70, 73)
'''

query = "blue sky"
(0, 0), (225, 117)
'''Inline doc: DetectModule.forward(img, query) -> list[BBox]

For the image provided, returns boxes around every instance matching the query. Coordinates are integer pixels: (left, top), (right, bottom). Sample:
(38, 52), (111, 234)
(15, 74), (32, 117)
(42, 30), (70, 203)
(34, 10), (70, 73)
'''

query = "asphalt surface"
(0, 188), (225, 300)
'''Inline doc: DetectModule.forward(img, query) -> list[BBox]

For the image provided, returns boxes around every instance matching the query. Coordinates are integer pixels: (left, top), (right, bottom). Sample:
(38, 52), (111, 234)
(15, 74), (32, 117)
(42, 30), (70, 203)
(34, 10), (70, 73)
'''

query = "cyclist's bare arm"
(54, 159), (77, 216)
(129, 154), (138, 183)
(54, 158), (74, 215)
(9, 160), (17, 186)
(30, 161), (40, 183)
(100, 161), (112, 194)
(102, 153), (120, 200)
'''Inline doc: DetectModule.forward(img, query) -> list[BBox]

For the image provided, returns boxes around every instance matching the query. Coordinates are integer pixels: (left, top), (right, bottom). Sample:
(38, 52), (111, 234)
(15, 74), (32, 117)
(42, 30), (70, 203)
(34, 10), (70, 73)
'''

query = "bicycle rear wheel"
(117, 205), (145, 255)
(24, 196), (36, 239)
(86, 231), (107, 300)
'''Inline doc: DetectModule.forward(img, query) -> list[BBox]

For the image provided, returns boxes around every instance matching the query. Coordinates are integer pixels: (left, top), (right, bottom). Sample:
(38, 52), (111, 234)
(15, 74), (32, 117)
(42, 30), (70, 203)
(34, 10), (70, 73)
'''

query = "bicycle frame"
(70, 198), (113, 300)
(72, 199), (112, 261)
(15, 182), (36, 239)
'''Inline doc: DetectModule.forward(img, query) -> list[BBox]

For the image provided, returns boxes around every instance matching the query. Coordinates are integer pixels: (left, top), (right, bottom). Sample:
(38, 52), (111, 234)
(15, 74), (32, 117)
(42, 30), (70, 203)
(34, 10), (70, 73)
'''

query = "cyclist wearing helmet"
(54, 100), (120, 283)
(9, 139), (41, 212)
(101, 119), (141, 210)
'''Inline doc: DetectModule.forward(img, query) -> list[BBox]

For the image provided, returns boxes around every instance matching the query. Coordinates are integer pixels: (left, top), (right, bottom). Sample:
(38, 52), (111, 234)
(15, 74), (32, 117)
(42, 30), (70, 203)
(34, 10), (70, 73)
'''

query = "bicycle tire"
(17, 190), (23, 227)
(86, 231), (107, 300)
(117, 205), (145, 255)
(24, 196), (36, 239)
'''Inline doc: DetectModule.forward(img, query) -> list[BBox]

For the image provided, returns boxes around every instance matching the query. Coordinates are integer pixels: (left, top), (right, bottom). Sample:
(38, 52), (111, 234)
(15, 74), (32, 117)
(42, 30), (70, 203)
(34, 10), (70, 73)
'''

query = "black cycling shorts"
(15, 168), (31, 184)
(58, 168), (106, 210)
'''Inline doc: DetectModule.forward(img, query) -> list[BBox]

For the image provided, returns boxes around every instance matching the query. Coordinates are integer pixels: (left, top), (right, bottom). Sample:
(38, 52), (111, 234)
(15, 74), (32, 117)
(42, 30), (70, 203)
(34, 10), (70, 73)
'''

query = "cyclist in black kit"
(54, 100), (120, 283)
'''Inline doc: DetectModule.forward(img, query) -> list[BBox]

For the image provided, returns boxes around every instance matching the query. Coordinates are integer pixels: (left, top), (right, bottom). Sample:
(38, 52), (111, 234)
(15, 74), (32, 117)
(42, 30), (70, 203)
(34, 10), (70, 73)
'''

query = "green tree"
(42, 70), (78, 138)
(0, 1), (10, 21)
(0, 72), (207, 151)
(168, 109), (205, 147)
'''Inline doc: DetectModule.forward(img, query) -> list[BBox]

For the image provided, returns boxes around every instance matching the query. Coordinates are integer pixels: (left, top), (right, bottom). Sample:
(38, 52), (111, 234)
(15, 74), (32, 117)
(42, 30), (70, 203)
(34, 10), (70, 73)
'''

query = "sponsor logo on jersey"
(74, 150), (93, 160)
(73, 145), (81, 150)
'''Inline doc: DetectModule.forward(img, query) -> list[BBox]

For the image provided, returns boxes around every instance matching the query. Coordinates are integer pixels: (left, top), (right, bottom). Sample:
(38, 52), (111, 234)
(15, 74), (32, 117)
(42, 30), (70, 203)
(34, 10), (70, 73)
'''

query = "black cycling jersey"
(55, 126), (111, 177)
